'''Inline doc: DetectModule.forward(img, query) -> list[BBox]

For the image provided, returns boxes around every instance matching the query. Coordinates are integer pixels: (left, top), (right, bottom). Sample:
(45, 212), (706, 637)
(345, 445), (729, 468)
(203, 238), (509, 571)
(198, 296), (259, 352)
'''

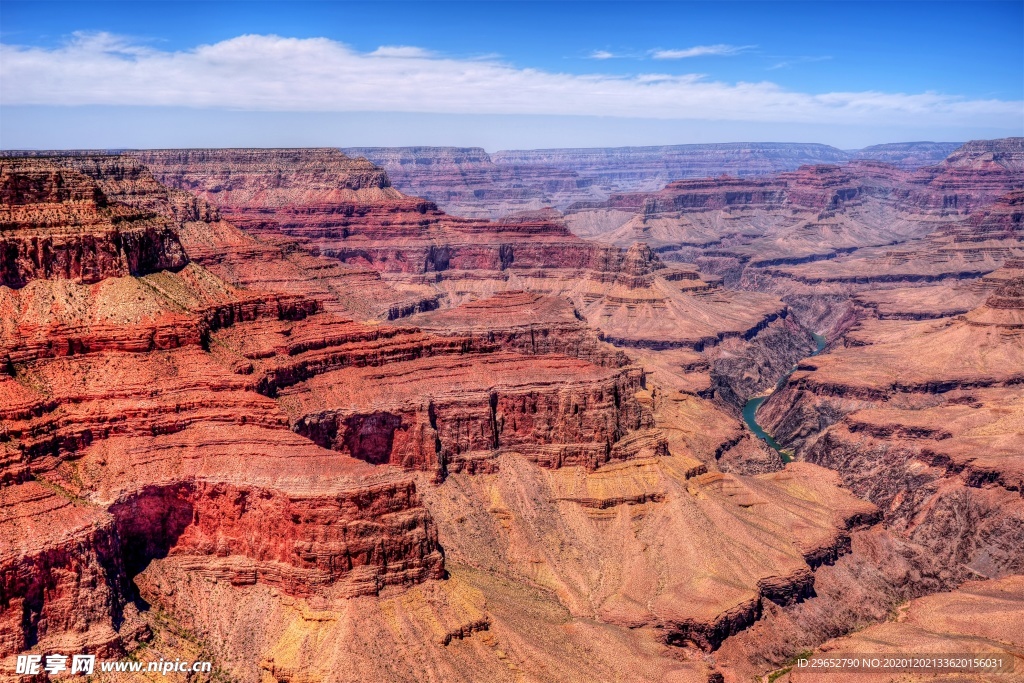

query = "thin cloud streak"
(1, 33), (1019, 129)
(651, 44), (755, 59)
(767, 55), (833, 70)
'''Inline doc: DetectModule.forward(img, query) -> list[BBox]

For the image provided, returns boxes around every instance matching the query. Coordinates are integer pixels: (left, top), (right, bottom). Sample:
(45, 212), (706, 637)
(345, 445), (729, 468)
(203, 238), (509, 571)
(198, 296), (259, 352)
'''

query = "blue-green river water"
(741, 332), (826, 462)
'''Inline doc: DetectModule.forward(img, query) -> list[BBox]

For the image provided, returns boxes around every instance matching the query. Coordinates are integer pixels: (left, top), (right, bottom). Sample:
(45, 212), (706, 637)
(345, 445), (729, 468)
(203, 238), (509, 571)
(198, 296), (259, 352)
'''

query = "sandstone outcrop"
(0, 159), (445, 664)
(281, 353), (664, 476)
(1, 158), (188, 287)
(404, 290), (630, 367)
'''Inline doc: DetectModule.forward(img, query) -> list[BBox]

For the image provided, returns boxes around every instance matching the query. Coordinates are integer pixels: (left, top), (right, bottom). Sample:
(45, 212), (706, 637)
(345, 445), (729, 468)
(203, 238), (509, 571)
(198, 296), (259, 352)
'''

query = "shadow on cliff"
(108, 484), (195, 609)
(341, 412), (405, 465)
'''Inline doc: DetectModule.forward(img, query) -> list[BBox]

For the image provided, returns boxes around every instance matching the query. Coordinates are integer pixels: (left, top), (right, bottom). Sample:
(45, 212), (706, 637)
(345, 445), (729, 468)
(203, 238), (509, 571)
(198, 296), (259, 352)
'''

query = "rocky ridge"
(1, 158), (188, 288)
(709, 268), (1024, 677)
(759, 271), (1024, 564)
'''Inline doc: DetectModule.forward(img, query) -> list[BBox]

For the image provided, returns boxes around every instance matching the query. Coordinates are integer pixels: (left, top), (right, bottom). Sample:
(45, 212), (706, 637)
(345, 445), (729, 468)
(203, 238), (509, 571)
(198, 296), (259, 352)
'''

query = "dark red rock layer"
(283, 354), (665, 477)
(131, 148), (636, 281)
(1, 158), (188, 287)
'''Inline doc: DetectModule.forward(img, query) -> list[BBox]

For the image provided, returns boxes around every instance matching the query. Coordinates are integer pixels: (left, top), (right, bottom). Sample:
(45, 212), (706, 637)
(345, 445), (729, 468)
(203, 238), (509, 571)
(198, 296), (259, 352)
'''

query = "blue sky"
(1, 1), (1022, 150)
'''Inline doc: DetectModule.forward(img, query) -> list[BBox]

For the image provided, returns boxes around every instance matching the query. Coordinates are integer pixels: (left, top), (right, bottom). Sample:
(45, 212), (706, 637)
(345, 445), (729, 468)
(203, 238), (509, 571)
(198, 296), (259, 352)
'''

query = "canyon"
(1, 140), (1021, 683)
(345, 142), (961, 219)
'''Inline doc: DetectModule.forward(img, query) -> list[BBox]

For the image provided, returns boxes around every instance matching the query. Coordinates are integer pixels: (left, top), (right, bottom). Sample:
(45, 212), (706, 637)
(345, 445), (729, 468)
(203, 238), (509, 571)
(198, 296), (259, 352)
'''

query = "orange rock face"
(774, 576), (1024, 683)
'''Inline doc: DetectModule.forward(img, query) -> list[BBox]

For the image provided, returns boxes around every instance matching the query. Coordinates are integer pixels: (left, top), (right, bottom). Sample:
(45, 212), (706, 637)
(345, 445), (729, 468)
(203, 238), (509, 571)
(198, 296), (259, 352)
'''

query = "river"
(742, 332), (826, 462)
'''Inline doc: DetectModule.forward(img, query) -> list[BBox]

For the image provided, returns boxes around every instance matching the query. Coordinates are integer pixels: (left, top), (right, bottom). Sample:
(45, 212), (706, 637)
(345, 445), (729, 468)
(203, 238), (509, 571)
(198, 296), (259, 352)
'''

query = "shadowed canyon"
(1, 139), (1022, 683)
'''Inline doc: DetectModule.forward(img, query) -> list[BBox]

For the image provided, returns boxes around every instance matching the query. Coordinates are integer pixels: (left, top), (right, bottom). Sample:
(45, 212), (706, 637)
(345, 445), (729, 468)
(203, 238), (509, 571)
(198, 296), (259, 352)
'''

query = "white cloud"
(634, 73), (705, 84)
(0, 33), (1019, 130)
(651, 44), (754, 59)
(369, 45), (435, 58)
(589, 50), (616, 60)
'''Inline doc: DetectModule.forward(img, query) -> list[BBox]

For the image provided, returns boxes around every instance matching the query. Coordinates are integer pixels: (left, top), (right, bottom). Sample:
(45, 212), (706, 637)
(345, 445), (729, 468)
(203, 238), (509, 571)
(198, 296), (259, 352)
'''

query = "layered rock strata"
(0, 160), (445, 661)
(340, 146), (595, 219)
(341, 143), (962, 219)
(1, 158), (188, 287)
(565, 139), (1024, 336)
(281, 353), (665, 476)
(850, 141), (965, 168)
(135, 148), (812, 406)
(757, 279), (1024, 579)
